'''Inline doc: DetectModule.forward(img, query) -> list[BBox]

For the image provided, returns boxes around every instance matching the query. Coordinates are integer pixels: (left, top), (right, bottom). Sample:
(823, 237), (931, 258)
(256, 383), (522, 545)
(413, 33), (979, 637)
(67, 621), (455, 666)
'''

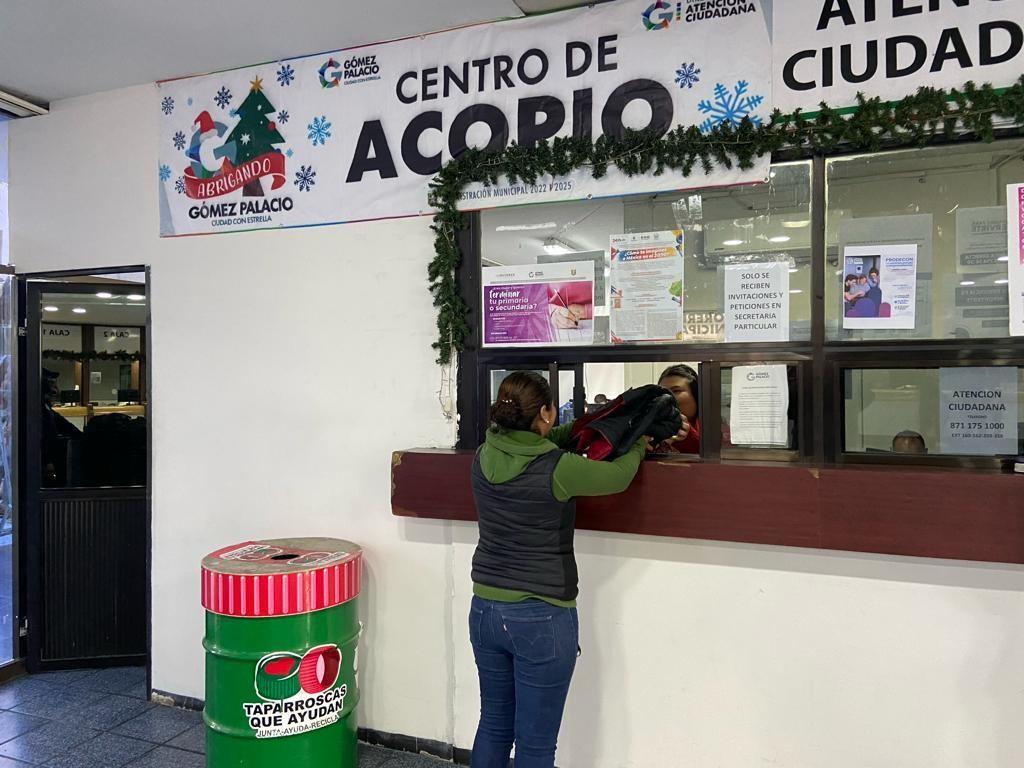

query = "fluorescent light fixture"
(998, 256), (1009, 262)
(769, 236), (791, 244)
(790, 289), (803, 294)
(789, 268), (799, 273)
(995, 278), (1009, 285)
(127, 294), (145, 301)
(542, 237), (575, 255)
(96, 292), (113, 299)
(959, 281), (975, 286)
(0, 88), (48, 118)
(782, 220), (810, 229)
(72, 307), (87, 314)
(496, 222), (558, 232)
(43, 305), (59, 312)
(722, 239), (743, 246)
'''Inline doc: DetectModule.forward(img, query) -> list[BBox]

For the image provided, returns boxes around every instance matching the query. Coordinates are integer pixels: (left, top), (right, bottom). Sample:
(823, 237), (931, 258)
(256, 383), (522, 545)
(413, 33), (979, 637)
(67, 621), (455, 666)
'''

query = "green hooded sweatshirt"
(473, 423), (645, 607)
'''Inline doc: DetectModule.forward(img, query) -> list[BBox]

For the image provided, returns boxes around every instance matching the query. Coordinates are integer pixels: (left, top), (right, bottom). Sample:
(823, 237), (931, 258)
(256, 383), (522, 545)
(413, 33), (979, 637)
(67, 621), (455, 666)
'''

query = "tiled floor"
(0, 668), (445, 767)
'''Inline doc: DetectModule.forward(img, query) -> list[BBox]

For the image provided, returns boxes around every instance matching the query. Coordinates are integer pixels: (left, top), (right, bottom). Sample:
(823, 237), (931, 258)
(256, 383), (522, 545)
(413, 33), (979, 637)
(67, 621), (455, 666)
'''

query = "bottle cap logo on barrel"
(245, 644), (347, 739)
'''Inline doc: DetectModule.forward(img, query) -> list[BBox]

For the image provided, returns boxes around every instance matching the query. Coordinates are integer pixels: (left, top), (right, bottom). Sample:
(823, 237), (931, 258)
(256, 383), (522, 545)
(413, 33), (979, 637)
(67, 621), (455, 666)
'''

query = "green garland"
(43, 350), (145, 363)
(428, 77), (1024, 365)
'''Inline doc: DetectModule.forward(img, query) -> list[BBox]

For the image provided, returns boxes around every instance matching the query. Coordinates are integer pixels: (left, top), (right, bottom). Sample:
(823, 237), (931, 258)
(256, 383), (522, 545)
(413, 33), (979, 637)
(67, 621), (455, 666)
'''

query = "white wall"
(11, 84), (1024, 767)
(10, 85), (458, 741)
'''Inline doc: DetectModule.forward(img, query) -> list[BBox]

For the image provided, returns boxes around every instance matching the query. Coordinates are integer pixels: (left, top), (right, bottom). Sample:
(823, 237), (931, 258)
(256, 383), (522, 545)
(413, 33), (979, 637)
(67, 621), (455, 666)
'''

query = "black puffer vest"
(470, 449), (579, 601)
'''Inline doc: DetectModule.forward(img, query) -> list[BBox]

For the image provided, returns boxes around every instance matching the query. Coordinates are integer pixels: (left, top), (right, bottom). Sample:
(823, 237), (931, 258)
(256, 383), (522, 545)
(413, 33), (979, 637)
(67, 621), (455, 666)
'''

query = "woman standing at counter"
(657, 364), (699, 454)
(469, 370), (647, 768)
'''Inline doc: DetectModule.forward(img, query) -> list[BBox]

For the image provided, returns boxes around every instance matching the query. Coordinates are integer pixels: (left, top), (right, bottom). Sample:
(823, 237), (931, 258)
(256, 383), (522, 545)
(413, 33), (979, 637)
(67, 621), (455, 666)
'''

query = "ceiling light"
(769, 171), (777, 179)
(994, 278), (1009, 285)
(782, 220), (810, 229)
(789, 268), (799, 273)
(997, 256), (1009, 262)
(959, 281), (975, 287)
(769, 236), (791, 244)
(96, 292), (113, 299)
(72, 308), (87, 314)
(542, 237), (575, 256)
(127, 294), (145, 301)
(0, 88), (48, 118)
(722, 239), (743, 246)
(43, 305), (59, 312)
(790, 289), (803, 294)
(496, 222), (558, 232)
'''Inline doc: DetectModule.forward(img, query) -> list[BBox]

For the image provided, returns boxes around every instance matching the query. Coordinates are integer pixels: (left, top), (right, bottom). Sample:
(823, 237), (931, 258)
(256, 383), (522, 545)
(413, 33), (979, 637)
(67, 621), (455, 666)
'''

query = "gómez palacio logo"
(183, 76), (287, 200)
(642, 1), (681, 30)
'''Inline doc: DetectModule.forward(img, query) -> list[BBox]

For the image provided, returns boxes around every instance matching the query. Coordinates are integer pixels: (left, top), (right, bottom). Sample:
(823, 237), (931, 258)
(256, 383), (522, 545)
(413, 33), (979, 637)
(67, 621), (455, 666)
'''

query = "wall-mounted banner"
(1009, 183), (1024, 336)
(774, 1), (1024, 115)
(723, 261), (790, 342)
(482, 261), (595, 347)
(939, 366), (1018, 456)
(609, 230), (684, 343)
(157, 0), (772, 236)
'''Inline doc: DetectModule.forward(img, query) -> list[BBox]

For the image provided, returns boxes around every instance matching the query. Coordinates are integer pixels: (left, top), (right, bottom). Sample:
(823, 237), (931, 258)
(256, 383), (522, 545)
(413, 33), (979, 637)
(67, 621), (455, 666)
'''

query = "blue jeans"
(469, 595), (579, 768)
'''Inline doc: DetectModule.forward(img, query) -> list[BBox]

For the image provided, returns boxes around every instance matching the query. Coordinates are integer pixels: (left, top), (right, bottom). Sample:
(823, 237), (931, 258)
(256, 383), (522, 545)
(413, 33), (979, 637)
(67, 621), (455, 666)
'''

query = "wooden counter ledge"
(391, 449), (1024, 565)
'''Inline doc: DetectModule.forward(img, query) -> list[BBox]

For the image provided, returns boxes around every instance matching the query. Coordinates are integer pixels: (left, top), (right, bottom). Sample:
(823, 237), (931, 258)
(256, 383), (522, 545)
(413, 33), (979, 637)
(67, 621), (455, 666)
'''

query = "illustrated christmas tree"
(225, 76), (285, 196)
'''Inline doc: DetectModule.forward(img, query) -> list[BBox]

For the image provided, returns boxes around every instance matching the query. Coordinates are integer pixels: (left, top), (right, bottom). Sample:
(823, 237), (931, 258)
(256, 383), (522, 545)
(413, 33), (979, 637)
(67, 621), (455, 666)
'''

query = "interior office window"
(488, 367), (576, 424)
(479, 162), (812, 345)
(825, 139), (1024, 341)
(721, 363), (799, 453)
(843, 367), (1023, 457)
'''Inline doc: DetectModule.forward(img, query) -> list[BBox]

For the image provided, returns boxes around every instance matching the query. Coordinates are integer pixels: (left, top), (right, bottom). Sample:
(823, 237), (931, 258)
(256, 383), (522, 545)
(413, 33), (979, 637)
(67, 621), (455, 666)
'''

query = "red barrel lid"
(201, 537), (362, 618)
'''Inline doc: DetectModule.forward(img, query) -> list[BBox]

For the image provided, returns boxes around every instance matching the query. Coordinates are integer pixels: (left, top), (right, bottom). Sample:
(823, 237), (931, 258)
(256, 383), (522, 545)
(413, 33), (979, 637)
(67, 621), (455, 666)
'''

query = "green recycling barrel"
(202, 538), (363, 768)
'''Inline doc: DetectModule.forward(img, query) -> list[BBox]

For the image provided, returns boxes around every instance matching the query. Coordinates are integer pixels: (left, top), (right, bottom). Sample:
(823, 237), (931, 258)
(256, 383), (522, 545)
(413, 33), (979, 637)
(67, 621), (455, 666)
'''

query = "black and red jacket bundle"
(566, 385), (682, 461)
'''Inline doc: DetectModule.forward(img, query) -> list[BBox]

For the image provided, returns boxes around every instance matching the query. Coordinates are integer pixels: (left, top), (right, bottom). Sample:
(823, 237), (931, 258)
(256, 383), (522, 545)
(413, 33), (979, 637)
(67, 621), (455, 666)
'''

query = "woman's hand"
(652, 416), (691, 452)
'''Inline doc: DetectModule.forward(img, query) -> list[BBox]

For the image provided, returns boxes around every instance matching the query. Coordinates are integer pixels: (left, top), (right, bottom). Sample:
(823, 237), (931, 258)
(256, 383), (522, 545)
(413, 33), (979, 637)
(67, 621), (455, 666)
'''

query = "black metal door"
(20, 279), (149, 670)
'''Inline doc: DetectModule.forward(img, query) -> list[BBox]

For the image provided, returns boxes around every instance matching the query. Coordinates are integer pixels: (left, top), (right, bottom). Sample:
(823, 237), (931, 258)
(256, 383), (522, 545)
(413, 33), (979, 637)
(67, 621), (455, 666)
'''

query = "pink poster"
(1009, 184), (1024, 337)
(482, 262), (595, 347)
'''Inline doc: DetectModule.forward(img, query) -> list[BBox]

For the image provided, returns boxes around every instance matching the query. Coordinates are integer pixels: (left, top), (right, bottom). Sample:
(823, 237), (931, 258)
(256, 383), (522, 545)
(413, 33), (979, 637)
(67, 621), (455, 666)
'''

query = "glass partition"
(826, 139), (1024, 341)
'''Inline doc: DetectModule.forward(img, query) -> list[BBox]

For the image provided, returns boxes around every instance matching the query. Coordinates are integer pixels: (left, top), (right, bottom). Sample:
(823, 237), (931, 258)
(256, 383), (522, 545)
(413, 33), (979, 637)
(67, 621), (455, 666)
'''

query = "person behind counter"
(469, 371), (648, 768)
(892, 430), (927, 454)
(656, 364), (699, 454)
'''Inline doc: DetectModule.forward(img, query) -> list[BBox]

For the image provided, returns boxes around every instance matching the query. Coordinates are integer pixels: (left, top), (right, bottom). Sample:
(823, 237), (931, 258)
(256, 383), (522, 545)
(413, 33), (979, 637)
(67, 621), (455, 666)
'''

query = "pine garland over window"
(428, 78), (1024, 365)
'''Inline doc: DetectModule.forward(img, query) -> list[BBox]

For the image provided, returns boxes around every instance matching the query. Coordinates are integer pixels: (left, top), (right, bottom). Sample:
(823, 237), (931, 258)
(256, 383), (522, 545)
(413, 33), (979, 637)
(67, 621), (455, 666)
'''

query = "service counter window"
(842, 366), (1024, 460)
(461, 139), (1024, 471)
(481, 161), (812, 346)
(826, 139), (1024, 341)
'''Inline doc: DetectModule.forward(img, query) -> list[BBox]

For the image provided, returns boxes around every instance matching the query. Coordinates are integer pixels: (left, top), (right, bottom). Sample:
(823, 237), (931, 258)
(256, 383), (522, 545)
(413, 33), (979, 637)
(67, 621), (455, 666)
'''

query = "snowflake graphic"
(160, 96), (175, 115)
(175, 176), (186, 195)
(285, 149), (294, 158)
(294, 165), (317, 192)
(698, 80), (764, 133)
(307, 115), (332, 146)
(158, 164), (171, 182)
(277, 63), (295, 87)
(278, 110), (290, 125)
(172, 131), (186, 151)
(675, 63), (701, 90)
(214, 86), (233, 109)
(241, 133), (251, 146)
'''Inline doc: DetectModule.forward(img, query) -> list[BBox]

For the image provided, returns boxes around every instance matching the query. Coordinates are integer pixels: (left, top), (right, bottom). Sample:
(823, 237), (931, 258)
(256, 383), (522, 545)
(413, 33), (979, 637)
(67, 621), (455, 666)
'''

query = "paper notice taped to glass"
(729, 365), (789, 447)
